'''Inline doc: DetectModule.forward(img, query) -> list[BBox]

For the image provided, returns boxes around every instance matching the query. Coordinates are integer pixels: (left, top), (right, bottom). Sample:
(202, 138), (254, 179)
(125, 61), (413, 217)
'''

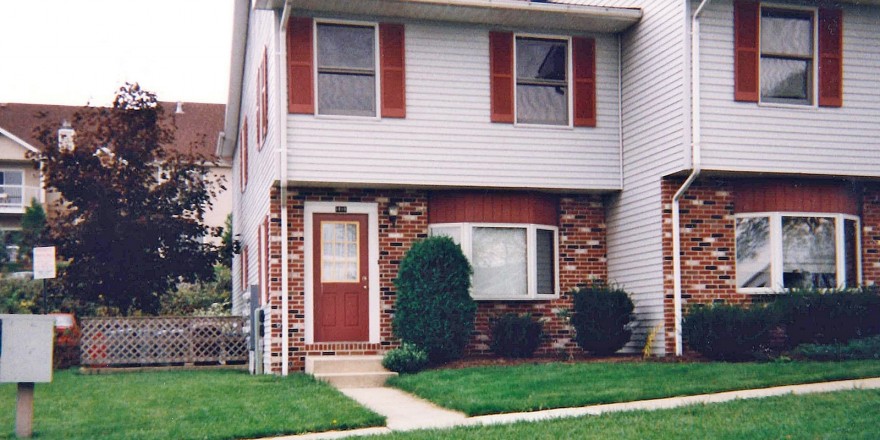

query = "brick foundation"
(661, 177), (880, 356)
(263, 188), (608, 373)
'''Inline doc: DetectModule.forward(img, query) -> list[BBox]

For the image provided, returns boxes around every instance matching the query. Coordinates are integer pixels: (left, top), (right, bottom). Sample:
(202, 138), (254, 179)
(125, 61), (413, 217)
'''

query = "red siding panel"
(572, 37), (596, 127)
(489, 32), (514, 123)
(735, 180), (858, 215)
(818, 9), (844, 108)
(734, 1), (760, 102)
(429, 192), (558, 226)
(287, 17), (314, 114)
(380, 23), (406, 118)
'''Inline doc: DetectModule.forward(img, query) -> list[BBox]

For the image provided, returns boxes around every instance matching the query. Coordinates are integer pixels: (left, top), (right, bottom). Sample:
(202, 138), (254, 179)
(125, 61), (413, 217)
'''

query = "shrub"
(382, 343), (430, 374)
(682, 303), (778, 361)
(770, 287), (880, 348)
(160, 265), (232, 316)
(0, 277), (42, 313)
(392, 236), (475, 364)
(490, 313), (543, 358)
(793, 335), (880, 361)
(571, 283), (634, 355)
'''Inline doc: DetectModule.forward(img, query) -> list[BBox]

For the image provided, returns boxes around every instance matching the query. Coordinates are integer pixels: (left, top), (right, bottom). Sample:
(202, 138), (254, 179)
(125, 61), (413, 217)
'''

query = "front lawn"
(0, 369), (384, 440)
(388, 360), (880, 415)
(380, 389), (880, 439)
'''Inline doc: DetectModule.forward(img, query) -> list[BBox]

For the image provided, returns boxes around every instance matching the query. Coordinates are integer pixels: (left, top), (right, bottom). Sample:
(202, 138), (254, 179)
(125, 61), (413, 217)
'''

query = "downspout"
(618, 33), (623, 190)
(673, 0), (710, 356)
(278, 2), (292, 376)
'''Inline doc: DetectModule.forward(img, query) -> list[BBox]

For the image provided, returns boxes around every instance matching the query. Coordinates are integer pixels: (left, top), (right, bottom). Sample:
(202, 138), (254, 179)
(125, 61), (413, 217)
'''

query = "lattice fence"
(80, 316), (247, 367)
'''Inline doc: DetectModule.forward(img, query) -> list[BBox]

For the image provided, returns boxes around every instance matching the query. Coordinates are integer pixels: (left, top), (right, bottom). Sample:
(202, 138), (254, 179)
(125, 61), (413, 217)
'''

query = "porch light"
(388, 203), (400, 226)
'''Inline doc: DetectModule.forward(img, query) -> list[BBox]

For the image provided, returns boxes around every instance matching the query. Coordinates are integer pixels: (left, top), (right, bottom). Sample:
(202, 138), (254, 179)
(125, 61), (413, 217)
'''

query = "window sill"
(314, 113), (381, 122)
(513, 121), (575, 131)
(756, 101), (819, 111)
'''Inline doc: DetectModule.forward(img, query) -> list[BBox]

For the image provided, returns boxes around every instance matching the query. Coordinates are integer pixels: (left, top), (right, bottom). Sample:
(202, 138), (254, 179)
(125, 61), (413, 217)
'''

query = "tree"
(18, 199), (47, 268)
(32, 83), (225, 315)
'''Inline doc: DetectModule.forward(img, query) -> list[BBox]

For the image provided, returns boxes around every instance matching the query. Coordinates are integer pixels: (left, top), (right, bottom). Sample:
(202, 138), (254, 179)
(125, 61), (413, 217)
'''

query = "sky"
(0, 0), (235, 107)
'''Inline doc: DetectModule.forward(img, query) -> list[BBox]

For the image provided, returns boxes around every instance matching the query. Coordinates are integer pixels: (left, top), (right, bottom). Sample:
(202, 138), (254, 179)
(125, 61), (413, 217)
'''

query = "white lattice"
(80, 317), (247, 366)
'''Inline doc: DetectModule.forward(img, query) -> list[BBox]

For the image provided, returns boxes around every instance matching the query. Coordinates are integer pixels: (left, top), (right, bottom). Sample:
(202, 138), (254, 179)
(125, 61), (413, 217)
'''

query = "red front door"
(313, 213), (369, 342)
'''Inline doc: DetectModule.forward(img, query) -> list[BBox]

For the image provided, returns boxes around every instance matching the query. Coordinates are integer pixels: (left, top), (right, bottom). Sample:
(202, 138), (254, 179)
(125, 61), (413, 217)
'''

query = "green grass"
(389, 360), (880, 415)
(378, 389), (880, 439)
(0, 369), (384, 440)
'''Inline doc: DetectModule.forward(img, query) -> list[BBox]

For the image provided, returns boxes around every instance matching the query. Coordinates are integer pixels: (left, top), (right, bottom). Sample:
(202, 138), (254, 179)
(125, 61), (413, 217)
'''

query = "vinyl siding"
(699, 1), (880, 176)
(286, 22), (622, 191)
(596, 0), (689, 355)
(232, 9), (279, 316)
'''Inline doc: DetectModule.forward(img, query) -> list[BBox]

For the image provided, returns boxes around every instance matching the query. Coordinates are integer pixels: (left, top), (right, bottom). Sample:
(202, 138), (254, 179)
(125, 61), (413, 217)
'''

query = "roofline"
(217, 0), (252, 158)
(0, 126), (41, 154)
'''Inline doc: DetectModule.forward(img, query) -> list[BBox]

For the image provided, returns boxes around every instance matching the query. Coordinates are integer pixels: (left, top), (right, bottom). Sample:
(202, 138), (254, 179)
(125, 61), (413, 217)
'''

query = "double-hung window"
(760, 8), (815, 105)
(736, 213), (860, 292)
(430, 223), (558, 300)
(316, 22), (378, 117)
(0, 170), (23, 208)
(515, 36), (569, 126)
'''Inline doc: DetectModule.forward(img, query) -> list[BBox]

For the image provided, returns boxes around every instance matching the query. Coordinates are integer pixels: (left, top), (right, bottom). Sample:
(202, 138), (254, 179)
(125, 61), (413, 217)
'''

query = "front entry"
(313, 213), (369, 342)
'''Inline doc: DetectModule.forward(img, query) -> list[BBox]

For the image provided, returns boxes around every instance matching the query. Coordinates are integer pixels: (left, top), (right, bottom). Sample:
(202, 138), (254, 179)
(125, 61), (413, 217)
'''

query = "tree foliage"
(18, 199), (48, 267)
(33, 83), (224, 315)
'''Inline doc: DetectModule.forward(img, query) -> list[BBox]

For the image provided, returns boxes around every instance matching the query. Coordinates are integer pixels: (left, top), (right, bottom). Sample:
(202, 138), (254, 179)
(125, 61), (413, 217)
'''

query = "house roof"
(0, 102), (226, 159)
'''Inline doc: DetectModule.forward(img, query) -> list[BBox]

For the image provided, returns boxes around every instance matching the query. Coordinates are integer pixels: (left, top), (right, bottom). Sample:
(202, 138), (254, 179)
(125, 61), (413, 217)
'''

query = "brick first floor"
(238, 177), (880, 373)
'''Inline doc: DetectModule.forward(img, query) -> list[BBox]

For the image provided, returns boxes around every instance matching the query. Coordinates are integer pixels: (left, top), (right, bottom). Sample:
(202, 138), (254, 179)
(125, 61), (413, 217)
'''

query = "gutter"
(672, 0), (710, 356)
(216, 0), (251, 158)
(278, 2), (292, 376)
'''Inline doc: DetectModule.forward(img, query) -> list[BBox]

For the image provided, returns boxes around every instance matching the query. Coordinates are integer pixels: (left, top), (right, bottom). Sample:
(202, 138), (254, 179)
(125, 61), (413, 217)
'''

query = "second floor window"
(516, 36), (569, 126)
(316, 23), (377, 117)
(0, 170), (24, 207)
(760, 8), (814, 105)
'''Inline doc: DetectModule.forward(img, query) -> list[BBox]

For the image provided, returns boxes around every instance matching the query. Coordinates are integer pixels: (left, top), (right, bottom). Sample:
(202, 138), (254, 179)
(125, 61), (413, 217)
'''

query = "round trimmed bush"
(490, 313), (543, 358)
(571, 283), (634, 355)
(382, 343), (429, 374)
(392, 236), (475, 364)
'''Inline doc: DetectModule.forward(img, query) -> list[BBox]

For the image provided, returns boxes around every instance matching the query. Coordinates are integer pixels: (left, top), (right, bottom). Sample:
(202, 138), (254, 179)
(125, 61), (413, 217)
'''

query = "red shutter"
(489, 31), (514, 123)
(818, 9), (843, 107)
(572, 37), (596, 127)
(287, 17), (314, 114)
(261, 48), (269, 138)
(380, 23), (406, 118)
(733, 0), (760, 102)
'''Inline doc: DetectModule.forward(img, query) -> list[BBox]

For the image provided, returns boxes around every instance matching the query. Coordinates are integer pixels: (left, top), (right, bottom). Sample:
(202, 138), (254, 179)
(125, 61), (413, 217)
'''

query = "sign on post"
(33, 247), (56, 280)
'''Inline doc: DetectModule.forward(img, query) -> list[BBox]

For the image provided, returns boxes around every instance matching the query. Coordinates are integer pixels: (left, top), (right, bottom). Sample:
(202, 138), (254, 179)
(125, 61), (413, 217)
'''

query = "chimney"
(58, 120), (75, 152)
(175, 101), (185, 114)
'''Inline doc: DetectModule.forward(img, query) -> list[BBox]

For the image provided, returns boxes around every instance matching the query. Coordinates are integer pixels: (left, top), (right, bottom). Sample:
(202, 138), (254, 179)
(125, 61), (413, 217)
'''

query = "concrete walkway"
(263, 377), (880, 440)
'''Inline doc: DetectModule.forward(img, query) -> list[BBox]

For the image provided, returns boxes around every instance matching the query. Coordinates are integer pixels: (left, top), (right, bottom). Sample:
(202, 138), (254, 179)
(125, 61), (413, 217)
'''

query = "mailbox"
(0, 314), (54, 383)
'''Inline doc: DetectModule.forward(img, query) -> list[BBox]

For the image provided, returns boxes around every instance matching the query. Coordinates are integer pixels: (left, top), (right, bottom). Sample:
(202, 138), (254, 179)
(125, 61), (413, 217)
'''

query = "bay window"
(430, 223), (559, 300)
(736, 213), (860, 292)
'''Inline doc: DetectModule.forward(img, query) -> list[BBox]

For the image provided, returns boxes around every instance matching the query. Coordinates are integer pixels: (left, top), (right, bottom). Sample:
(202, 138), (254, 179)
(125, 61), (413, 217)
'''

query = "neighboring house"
(0, 102), (231, 242)
(220, 0), (880, 374)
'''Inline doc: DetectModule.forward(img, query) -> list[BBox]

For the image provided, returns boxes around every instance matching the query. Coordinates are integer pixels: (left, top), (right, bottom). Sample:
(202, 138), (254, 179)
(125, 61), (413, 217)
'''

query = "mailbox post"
(0, 314), (55, 438)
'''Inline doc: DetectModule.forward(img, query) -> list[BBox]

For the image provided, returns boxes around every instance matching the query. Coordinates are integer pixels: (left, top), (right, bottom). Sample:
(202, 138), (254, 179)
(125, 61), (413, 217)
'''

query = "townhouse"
(220, 0), (880, 374)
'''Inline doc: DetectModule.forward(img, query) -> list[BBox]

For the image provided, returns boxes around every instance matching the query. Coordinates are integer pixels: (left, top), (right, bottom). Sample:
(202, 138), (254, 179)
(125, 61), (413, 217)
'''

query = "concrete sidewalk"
(264, 377), (880, 439)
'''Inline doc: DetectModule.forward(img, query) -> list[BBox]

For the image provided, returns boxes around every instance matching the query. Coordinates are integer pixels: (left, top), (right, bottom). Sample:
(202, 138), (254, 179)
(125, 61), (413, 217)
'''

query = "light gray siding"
(232, 9), (280, 316)
(598, 0), (689, 355)
(699, 1), (880, 176)
(286, 22), (622, 191)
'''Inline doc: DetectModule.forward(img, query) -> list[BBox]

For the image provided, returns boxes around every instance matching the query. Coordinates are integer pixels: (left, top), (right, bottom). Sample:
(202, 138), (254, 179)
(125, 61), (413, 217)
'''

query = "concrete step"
(313, 371), (399, 388)
(305, 355), (387, 374)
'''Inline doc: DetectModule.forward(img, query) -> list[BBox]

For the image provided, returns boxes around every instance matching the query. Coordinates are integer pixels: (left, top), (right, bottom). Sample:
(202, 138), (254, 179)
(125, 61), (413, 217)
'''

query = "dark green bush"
(571, 283), (634, 355)
(770, 287), (880, 348)
(392, 236), (475, 364)
(682, 304), (778, 361)
(490, 313), (543, 358)
(382, 343), (430, 374)
(792, 335), (880, 361)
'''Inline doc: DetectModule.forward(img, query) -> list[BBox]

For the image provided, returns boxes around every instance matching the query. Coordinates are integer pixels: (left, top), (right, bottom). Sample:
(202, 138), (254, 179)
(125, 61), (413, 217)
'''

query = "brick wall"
(265, 188), (608, 372)
(467, 195), (608, 357)
(862, 185), (880, 285)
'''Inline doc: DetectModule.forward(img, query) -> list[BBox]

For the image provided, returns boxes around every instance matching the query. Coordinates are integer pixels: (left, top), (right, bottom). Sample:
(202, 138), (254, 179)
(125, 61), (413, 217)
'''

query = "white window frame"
(429, 222), (560, 300)
(513, 33), (574, 128)
(0, 169), (25, 209)
(735, 212), (861, 294)
(758, 4), (819, 108)
(313, 19), (381, 120)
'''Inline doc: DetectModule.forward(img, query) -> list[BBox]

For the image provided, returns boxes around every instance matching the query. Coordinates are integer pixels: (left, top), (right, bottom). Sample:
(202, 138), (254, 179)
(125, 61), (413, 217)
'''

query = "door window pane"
(536, 229), (556, 295)
(736, 217), (771, 288)
(321, 222), (359, 282)
(782, 217), (836, 289)
(472, 227), (527, 296)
